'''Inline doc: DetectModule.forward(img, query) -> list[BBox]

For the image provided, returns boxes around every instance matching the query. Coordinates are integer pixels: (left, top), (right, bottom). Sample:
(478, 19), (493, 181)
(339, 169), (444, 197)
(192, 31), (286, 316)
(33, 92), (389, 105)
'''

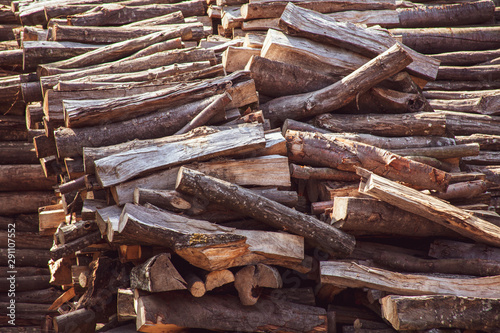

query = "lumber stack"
(1, 0), (500, 332)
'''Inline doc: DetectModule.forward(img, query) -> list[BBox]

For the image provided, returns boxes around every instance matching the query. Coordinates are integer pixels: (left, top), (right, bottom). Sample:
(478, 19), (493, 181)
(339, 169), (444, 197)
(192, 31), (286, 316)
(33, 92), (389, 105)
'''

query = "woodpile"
(1, 0), (500, 332)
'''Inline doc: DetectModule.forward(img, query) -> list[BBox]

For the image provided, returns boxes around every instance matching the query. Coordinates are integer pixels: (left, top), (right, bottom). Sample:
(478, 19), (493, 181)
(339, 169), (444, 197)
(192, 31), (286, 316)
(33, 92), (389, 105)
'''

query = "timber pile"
(1, 0), (500, 332)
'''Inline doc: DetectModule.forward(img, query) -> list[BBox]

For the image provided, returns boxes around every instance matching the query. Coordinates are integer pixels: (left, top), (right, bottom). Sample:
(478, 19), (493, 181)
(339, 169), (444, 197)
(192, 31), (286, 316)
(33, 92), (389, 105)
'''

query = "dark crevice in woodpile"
(1, 0), (500, 332)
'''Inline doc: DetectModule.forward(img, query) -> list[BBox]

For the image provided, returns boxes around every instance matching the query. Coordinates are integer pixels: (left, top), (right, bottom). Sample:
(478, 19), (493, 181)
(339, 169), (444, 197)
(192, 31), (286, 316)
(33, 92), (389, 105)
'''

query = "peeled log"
(261, 43), (412, 123)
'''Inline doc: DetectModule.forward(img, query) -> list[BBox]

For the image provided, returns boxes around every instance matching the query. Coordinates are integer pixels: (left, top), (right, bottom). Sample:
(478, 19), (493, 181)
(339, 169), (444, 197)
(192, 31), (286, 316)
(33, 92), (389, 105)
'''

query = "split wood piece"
(0, 164), (56, 191)
(245, 55), (337, 97)
(40, 30), (187, 73)
(240, 0), (396, 20)
(41, 47), (215, 93)
(437, 110), (500, 136)
(0, 192), (56, 216)
(117, 288), (135, 322)
(463, 151), (500, 165)
(175, 91), (232, 135)
(456, 134), (500, 151)
(0, 142), (37, 164)
(204, 269), (234, 291)
(391, 143), (480, 159)
(26, 103), (43, 129)
(332, 197), (461, 239)
(261, 29), (367, 79)
(175, 167), (356, 257)
(130, 253), (187, 292)
(321, 260), (500, 298)
(43, 4), (106, 22)
(49, 258), (72, 286)
(286, 130), (451, 192)
(136, 291), (327, 332)
(0, 49), (22, 69)
(429, 95), (500, 116)
(124, 10), (185, 27)
(222, 46), (260, 73)
(72, 265), (89, 287)
(33, 135), (58, 159)
(241, 18), (280, 31)
(221, 6), (243, 30)
(234, 264), (282, 305)
(0, 115), (28, 141)
(326, 9), (399, 28)
(317, 181), (360, 202)
(114, 203), (249, 271)
(67, 1), (206, 26)
(96, 205), (121, 236)
(55, 220), (98, 245)
(48, 287), (76, 311)
(0, 266), (50, 278)
(261, 43), (412, 123)
(0, 230), (52, 250)
(290, 164), (359, 182)
(381, 295), (500, 331)
(390, 26), (500, 54)
(53, 308), (96, 333)
(433, 180), (488, 201)
(431, 48), (500, 66)
(314, 112), (446, 137)
(279, 3), (439, 81)
(428, 239), (500, 261)
(95, 123), (265, 187)
(397, 0), (495, 28)
(0, 248), (51, 268)
(357, 169), (500, 247)
(0, 275), (50, 293)
(356, 244), (500, 277)
(50, 231), (102, 260)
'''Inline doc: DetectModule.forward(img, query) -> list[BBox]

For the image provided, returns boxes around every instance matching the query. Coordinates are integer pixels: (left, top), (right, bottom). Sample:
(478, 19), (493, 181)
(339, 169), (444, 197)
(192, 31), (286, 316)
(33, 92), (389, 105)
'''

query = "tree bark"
(0, 248), (51, 267)
(391, 143), (480, 159)
(130, 253), (187, 292)
(358, 169), (500, 247)
(50, 231), (102, 259)
(175, 167), (356, 257)
(0, 275), (50, 293)
(429, 239), (500, 261)
(94, 124), (265, 187)
(381, 295), (500, 330)
(433, 180), (488, 201)
(134, 188), (192, 212)
(262, 43), (412, 123)
(321, 260), (500, 298)
(234, 263), (282, 305)
(429, 95), (500, 116)
(55, 220), (98, 245)
(326, 9), (399, 28)
(0, 230), (53, 250)
(136, 291), (327, 332)
(0, 164), (56, 191)
(279, 3), (439, 81)
(287, 130), (451, 192)
(431, 48), (500, 66)
(424, 80), (500, 91)
(463, 151), (500, 165)
(0, 142), (38, 164)
(331, 197), (461, 238)
(314, 112), (447, 137)
(53, 308), (96, 333)
(438, 110), (500, 136)
(0, 287), (60, 304)
(290, 164), (359, 182)
(0, 115), (28, 141)
(0, 191), (57, 215)
(124, 10), (184, 26)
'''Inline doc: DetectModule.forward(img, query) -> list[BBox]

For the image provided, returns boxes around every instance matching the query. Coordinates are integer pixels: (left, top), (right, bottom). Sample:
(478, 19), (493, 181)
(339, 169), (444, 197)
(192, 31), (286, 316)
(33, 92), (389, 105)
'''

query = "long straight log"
(321, 260), (500, 298)
(95, 123), (265, 187)
(0, 192), (57, 215)
(431, 48), (500, 66)
(428, 95), (500, 116)
(124, 10), (184, 27)
(357, 169), (500, 247)
(278, 3), (438, 81)
(437, 64), (500, 82)
(0, 230), (53, 250)
(0, 165), (56, 191)
(437, 110), (500, 136)
(0, 115), (28, 141)
(424, 80), (500, 92)
(286, 130), (451, 192)
(175, 167), (356, 257)
(326, 9), (399, 28)
(261, 43), (412, 123)
(0, 142), (37, 164)
(0, 248), (51, 267)
(456, 134), (500, 151)
(391, 143), (480, 159)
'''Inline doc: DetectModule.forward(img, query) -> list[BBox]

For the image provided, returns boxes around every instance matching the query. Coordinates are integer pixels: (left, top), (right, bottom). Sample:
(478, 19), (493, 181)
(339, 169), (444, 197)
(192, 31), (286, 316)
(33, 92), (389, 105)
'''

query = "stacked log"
(1, 0), (500, 331)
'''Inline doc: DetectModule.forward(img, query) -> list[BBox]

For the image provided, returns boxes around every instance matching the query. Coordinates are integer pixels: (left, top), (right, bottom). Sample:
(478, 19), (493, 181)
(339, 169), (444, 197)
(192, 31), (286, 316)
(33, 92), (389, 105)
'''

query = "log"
(0, 164), (56, 191)
(0, 287), (60, 304)
(431, 48), (500, 66)
(278, 3), (439, 81)
(314, 112), (447, 137)
(391, 26), (500, 54)
(466, 165), (500, 184)
(381, 295), (500, 330)
(117, 289), (135, 322)
(429, 239), (500, 261)
(136, 291), (327, 332)
(94, 123), (265, 187)
(55, 220), (98, 245)
(0, 191), (57, 215)
(96, 205), (121, 236)
(240, 0), (396, 20)
(424, 80), (500, 91)
(437, 110), (500, 136)
(0, 248), (51, 268)
(0, 230), (52, 250)
(332, 197), (461, 238)
(357, 169), (500, 247)
(290, 164), (359, 182)
(234, 263), (282, 305)
(0, 142), (37, 164)
(428, 95), (500, 116)
(261, 43), (413, 123)
(463, 151), (500, 165)
(286, 130), (451, 192)
(204, 269), (234, 291)
(397, 1), (495, 28)
(433, 180), (488, 201)
(0, 275), (50, 293)
(67, 1), (206, 26)
(53, 308), (96, 333)
(321, 260), (500, 298)
(456, 135), (500, 151)
(124, 10), (185, 26)
(325, 9), (399, 28)
(391, 143), (480, 159)
(0, 115), (28, 141)
(175, 167), (356, 257)
(134, 188), (192, 212)
(183, 272), (205, 297)
(130, 253), (187, 292)
(50, 231), (102, 260)
(0, 215), (38, 233)
(222, 46), (261, 73)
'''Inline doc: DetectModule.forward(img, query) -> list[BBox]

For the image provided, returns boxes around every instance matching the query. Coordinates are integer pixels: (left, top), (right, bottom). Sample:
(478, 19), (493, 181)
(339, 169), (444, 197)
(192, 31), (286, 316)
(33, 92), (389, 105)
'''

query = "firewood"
(0, 275), (50, 292)
(0, 287), (60, 304)
(136, 291), (327, 332)
(94, 124), (265, 187)
(261, 43), (412, 123)
(222, 46), (260, 72)
(117, 288), (135, 322)
(286, 130), (451, 192)
(53, 308), (96, 333)
(331, 197), (461, 238)
(391, 143), (480, 159)
(67, 1), (206, 26)
(204, 269), (234, 291)
(381, 295), (500, 330)
(0, 115), (28, 141)
(234, 263), (282, 305)
(134, 188), (192, 212)
(431, 48), (500, 66)
(124, 10), (185, 27)
(95, 205), (121, 236)
(0, 192), (57, 216)
(176, 167), (356, 257)
(55, 220), (98, 245)
(0, 215), (38, 233)
(456, 134), (500, 151)
(467, 165), (500, 184)
(0, 248), (51, 268)
(50, 231), (102, 260)
(279, 3), (439, 81)
(463, 151), (500, 165)
(391, 26), (500, 54)
(241, 17), (280, 31)
(0, 230), (52, 250)
(321, 260), (500, 298)
(130, 253), (187, 292)
(221, 6), (243, 30)
(326, 10), (399, 28)
(0, 142), (38, 164)
(429, 239), (500, 261)
(357, 168), (500, 247)
(314, 112), (447, 137)
(0, 164), (56, 191)
(424, 80), (500, 91)
(183, 272), (206, 297)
